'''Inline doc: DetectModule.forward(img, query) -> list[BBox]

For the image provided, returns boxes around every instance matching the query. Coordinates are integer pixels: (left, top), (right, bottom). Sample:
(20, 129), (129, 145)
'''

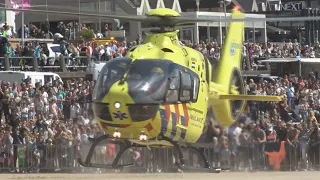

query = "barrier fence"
(0, 141), (319, 173)
(0, 55), (99, 72)
(0, 55), (270, 73)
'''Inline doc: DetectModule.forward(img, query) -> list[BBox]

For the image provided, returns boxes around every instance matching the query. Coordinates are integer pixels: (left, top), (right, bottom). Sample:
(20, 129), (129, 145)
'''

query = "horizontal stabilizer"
(218, 95), (282, 101)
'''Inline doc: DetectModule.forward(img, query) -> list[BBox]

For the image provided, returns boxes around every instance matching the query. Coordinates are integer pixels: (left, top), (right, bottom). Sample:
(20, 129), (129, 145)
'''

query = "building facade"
(236, 0), (320, 43)
(5, 0), (181, 41)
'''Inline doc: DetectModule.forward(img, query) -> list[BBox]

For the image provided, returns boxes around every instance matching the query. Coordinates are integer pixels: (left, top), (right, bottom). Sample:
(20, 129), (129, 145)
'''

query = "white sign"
(280, 2), (306, 11)
(107, 30), (126, 38)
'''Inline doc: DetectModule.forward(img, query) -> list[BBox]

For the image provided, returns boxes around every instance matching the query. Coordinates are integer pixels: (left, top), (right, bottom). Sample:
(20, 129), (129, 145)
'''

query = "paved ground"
(3, 172), (320, 180)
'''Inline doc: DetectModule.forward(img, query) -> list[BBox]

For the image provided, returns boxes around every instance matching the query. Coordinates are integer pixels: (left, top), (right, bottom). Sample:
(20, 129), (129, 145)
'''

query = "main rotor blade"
(2, 7), (320, 24)
(192, 16), (320, 23)
(0, 7), (158, 22)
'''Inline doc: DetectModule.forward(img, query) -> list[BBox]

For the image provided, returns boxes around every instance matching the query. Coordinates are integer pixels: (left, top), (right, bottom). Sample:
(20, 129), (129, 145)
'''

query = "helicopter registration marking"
(190, 114), (204, 124)
(230, 41), (242, 56)
(187, 107), (203, 114)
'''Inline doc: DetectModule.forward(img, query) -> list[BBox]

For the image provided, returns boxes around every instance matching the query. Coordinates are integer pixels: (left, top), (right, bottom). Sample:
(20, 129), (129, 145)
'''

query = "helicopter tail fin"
(213, 9), (244, 86)
(209, 10), (245, 127)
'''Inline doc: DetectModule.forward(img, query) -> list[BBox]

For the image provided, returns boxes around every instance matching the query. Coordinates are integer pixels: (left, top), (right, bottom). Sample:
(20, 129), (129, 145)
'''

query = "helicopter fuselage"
(93, 31), (211, 144)
(77, 8), (282, 171)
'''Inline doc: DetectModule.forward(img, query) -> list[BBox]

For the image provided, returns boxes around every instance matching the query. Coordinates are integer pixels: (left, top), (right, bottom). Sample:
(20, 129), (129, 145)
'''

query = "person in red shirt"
(85, 42), (92, 56)
(283, 75), (289, 84)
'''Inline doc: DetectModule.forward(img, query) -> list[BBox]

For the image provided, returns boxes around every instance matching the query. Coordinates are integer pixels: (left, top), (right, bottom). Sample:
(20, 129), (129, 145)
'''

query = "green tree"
(77, 29), (94, 40)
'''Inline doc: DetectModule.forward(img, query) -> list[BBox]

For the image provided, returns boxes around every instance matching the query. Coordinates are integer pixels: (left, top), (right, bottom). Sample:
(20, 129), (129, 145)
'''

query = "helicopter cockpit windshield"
(93, 57), (131, 101)
(126, 60), (171, 104)
(93, 58), (200, 105)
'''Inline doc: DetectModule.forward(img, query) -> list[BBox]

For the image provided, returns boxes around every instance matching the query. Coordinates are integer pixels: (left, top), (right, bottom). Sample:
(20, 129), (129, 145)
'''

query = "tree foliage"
(77, 29), (94, 40)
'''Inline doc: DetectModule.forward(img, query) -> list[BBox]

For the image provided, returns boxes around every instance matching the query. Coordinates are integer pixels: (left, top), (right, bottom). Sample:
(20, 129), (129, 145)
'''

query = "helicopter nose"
(94, 80), (161, 124)
(108, 82), (160, 122)
(108, 97), (130, 121)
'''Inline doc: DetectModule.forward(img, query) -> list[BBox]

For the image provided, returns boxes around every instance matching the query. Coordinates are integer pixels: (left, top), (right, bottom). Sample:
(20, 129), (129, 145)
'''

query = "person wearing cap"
(298, 123), (309, 169)
(266, 124), (277, 142)
(287, 122), (300, 170)
(252, 124), (266, 170)
(307, 122), (320, 169)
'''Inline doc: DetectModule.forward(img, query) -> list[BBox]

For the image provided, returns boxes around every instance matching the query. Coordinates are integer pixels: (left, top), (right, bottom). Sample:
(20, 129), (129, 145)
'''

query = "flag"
(113, 19), (123, 30)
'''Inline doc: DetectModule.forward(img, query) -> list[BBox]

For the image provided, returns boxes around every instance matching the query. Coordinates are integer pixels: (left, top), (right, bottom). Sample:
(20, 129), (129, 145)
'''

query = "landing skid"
(161, 137), (221, 173)
(77, 135), (137, 170)
(77, 135), (221, 173)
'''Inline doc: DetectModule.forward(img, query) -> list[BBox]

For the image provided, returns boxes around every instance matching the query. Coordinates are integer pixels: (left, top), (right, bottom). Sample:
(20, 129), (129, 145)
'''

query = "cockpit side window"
(165, 65), (181, 103)
(165, 65), (200, 104)
(179, 70), (200, 103)
(93, 58), (131, 101)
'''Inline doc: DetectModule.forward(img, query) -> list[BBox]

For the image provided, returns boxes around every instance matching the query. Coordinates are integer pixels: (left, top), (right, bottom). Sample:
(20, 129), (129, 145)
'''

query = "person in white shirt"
(70, 101), (80, 123)
(105, 43), (112, 61)
(41, 88), (48, 100)
(96, 32), (103, 38)
(21, 103), (29, 122)
(78, 113), (90, 126)
(99, 45), (105, 56)
(6, 27), (12, 38)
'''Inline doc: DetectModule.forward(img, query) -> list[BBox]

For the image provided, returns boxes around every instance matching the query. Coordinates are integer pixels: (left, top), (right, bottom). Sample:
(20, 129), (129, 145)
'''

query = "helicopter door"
(180, 71), (192, 102)
(180, 71), (200, 103)
(165, 66), (200, 104)
(165, 69), (180, 103)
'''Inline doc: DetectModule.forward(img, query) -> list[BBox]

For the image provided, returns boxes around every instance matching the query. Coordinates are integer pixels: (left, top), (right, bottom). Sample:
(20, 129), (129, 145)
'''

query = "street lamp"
(218, 0), (231, 37)
(196, 0), (200, 12)
(45, 0), (48, 20)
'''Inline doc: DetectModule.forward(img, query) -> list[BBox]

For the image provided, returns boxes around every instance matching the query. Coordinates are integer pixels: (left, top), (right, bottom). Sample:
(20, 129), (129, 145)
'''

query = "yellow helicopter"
(82, 8), (283, 171)
(0, 6), (293, 172)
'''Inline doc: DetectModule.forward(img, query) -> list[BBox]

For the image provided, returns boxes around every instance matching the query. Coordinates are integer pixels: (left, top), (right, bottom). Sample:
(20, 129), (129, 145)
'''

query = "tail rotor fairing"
(229, 68), (246, 121)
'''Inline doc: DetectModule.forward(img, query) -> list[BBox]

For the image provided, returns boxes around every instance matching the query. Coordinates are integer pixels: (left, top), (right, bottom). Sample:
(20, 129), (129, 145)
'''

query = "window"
(180, 71), (192, 102)
(50, 46), (61, 53)
(165, 68), (180, 103)
(126, 59), (171, 104)
(93, 58), (131, 101)
(192, 77), (199, 100)
(164, 65), (200, 104)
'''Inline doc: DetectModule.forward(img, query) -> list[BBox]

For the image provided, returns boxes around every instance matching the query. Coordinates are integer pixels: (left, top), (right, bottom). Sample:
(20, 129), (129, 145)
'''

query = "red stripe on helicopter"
(100, 122), (108, 130)
(145, 123), (153, 132)
(174, 104), (180, 123)
(182, 104), (189, 126)
(100, 122), (131, 128)
(164, 105), (171, 120)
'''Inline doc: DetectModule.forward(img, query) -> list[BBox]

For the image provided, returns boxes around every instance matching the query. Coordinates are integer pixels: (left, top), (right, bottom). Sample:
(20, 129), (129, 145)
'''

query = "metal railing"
(0, 141), (318, 173)
(0, 55), (99, 72)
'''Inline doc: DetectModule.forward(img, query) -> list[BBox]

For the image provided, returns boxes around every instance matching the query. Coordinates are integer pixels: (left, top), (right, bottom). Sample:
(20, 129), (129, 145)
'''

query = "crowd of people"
(201, 73), (320, 171)
(2, 20), (320, 172)
(0, 21), (108, 40)
(2, 32), (320, 71)
(1, 60), (320, 173)
(0, 78), (105, 172)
